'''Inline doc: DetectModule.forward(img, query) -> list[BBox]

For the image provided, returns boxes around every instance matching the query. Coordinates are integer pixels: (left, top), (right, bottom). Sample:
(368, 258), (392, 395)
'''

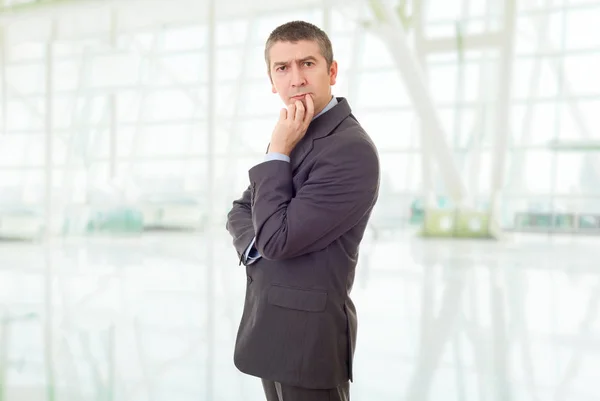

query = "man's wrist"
(268, 145), (291, 156)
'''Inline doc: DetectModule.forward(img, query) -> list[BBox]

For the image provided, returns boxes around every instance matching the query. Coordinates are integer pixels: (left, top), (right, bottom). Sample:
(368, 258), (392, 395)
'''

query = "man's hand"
(268, 94), (315, 156)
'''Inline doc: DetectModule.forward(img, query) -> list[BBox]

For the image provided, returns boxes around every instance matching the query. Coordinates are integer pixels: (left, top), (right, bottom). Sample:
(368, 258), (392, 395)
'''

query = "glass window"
(360, 111), (418, 150)
(566, 5), (600, 49)
(564, 54), (600, 95)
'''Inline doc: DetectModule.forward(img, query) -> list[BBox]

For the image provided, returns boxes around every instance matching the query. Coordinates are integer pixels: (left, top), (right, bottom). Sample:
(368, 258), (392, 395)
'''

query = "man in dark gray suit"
(226, 20), (380, 401)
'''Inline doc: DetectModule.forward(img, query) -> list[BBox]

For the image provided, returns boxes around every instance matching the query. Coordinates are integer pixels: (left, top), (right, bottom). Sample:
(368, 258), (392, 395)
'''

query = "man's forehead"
(269, 41), (322, 62)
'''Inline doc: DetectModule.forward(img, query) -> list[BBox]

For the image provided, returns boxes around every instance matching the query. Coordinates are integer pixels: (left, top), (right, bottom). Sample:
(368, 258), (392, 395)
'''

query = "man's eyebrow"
(299, 56), (318, 62)
(272, 56), (318, 67)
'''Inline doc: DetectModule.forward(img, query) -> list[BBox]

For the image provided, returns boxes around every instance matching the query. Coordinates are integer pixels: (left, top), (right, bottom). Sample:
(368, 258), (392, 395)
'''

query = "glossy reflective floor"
(1, 229), (599, 401)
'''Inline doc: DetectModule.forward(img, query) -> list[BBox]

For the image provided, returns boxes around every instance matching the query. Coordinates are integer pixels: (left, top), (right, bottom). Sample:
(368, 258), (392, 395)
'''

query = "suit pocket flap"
(268, 285), (327, 312)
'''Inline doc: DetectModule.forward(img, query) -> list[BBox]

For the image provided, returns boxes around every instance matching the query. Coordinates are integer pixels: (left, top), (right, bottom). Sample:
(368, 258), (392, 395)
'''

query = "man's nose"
(291, 66), (306, 87)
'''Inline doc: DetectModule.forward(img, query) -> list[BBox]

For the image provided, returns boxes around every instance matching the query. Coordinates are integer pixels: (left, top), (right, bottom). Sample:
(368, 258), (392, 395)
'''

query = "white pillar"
(205, 1), (216, 400)
(413, 0), (437, 208)
(467, 0), (493, 203)
(0, 26), (6, 136)
(344, 13), (364, 104)
(109, 94), (117, 179)
(322, 0), (331, 33)
(109, 9), (118, 180)
(0, 313), (8, 401)
(43, 22), (56, 401)
(43, 245), (55, 401)
(44, 22), (56, 238)
(489, 0), (516, 221)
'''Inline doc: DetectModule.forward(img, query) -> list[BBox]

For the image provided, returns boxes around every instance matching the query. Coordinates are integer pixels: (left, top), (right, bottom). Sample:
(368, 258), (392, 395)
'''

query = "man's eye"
(304, 62), (314, 66)
(277, 66), (286, 72)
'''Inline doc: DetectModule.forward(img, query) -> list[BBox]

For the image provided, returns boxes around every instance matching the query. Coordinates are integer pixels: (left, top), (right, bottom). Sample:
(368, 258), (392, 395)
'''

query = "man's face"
(268, 40), (338, 115)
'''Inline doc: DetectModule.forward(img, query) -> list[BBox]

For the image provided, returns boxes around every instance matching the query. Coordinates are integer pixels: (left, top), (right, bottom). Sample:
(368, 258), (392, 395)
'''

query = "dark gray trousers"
(261, 379), (350, 401)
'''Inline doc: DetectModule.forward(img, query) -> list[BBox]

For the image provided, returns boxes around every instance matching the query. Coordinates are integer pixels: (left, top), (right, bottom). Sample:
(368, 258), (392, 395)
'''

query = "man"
(225, 21), (379, 401)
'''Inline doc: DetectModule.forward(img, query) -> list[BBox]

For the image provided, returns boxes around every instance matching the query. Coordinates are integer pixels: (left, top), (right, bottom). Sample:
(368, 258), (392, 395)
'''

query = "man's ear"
(329, 60), (338, 86)
(269, 73), (277, 93)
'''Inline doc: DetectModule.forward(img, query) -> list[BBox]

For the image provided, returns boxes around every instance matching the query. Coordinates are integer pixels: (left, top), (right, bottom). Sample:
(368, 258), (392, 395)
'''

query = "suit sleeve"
(249, 137), (379, 261)
(226, 185), (256, 261)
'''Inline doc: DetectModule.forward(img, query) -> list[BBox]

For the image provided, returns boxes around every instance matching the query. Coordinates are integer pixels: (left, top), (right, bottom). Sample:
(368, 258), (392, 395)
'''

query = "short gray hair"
(264, 21), (334, 75)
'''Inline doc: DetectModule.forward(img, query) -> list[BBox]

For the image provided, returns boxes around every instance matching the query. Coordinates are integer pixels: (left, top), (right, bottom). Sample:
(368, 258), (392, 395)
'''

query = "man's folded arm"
(250, 137), (379, 261)
(226, 185), (256, 261)
(226, 152), (292, 264)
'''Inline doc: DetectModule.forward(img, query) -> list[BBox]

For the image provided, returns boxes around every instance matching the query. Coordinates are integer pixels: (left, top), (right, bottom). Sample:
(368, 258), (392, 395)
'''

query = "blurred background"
(0, 0), (599, 400)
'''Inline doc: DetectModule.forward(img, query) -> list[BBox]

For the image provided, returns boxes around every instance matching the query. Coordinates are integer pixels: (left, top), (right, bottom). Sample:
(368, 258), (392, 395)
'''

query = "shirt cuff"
(243, 237), (262, 265)
(264, 152), (290, 163)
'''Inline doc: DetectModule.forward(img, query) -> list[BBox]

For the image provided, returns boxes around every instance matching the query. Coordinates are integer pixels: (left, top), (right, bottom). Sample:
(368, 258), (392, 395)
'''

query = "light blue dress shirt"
(244, 96), (338, 265)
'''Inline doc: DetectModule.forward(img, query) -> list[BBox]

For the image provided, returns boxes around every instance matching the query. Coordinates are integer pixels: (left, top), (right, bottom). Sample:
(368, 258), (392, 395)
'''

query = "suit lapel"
(290, 97), (352, 172)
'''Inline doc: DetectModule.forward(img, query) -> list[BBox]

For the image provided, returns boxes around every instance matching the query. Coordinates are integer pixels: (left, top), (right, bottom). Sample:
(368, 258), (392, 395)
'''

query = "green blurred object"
(533, 213), (552, 228)
(513, 212), (600, 233)
(554, 213), (575, 229)
(515, 212), (551, 228)
(86, 208), (143, 234)
(454, 210), (491, 237)
(368, 0), (387, 22)
(409, 197), (451, 225)
(421, 208), (494, 238)
(422, 209), (456, 237)
(514, 212), (575, 231)
(409, 199), (425, 224)
(0, 208), (44, 241)
(579, 215), (600, 229)
(548, 139), (600, 151)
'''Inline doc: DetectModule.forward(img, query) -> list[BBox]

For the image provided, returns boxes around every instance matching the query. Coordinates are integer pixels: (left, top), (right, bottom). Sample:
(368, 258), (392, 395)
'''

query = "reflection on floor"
(0, 229), (599, 401)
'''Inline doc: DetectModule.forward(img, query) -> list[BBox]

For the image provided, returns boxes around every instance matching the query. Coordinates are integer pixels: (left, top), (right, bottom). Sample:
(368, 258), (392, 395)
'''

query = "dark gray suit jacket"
(225, 97), (380, 389)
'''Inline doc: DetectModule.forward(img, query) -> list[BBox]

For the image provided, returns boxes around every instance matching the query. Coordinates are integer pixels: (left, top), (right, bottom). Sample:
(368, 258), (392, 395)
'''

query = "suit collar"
(290, 97), (352, 172)
(307, 97), (351, 140)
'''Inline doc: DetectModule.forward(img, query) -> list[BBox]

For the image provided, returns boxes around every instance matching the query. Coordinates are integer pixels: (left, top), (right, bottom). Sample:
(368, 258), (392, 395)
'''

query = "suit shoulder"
(332, 115), (378, 155)
(316, 119), (379, 168)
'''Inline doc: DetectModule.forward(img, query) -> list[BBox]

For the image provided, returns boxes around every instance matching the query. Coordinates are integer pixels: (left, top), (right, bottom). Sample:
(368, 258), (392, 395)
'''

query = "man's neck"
(312, 95), (337, 121)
